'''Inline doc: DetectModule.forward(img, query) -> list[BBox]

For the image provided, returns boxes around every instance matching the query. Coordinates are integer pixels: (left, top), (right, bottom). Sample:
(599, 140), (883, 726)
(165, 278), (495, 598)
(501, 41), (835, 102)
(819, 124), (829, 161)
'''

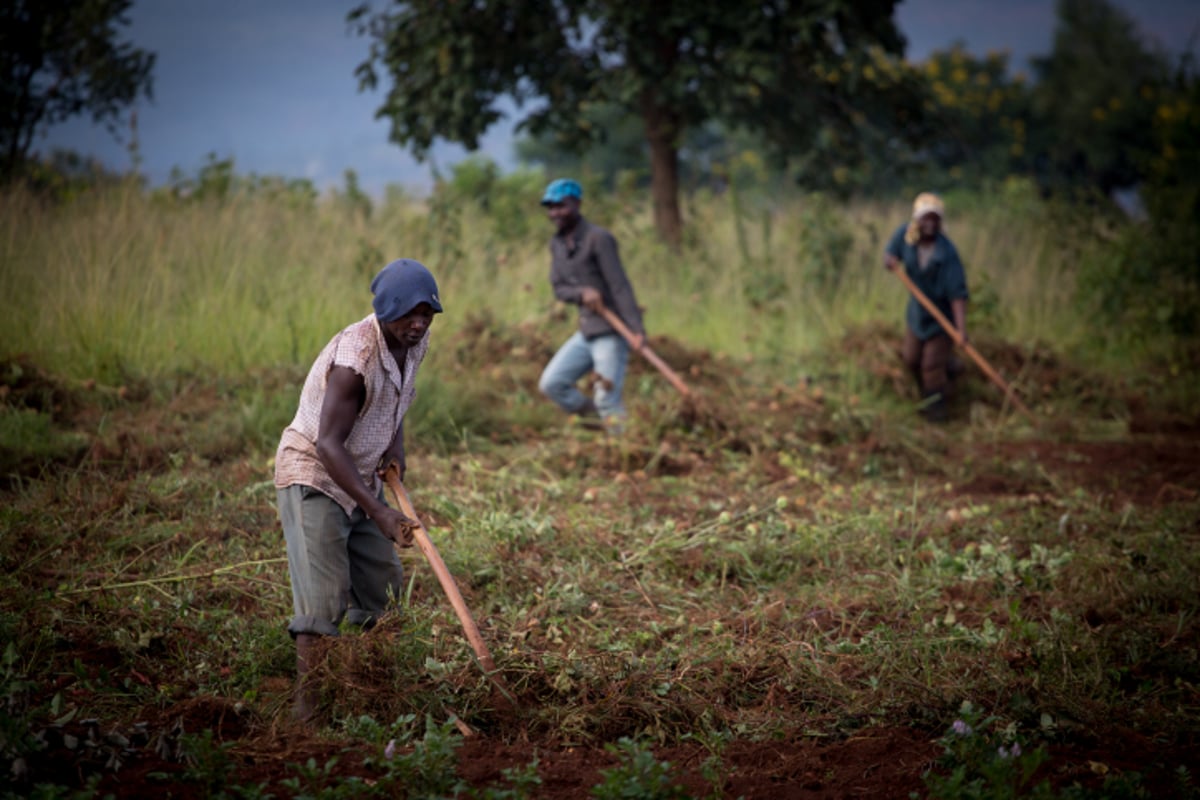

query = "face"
(544, 197), (581, 232)
(382, 302), (436, 347)
(918, 213), (941, 239)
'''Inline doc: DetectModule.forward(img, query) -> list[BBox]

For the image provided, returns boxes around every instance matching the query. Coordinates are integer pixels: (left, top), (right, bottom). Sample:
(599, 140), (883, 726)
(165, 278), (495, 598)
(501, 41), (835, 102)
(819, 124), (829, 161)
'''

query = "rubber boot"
(293, 633), (322, 725)
(921, 390), (948, 423)
(573, 398), (605, 430)
(909, 365), (924, 395)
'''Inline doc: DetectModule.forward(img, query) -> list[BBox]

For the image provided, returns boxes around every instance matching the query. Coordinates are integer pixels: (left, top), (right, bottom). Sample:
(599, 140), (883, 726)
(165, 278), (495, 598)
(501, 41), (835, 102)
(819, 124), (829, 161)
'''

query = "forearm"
(951, 299), (968, 339)
(608, 286), (643, 334)
(596, 248), (643, 333)
(384, 422), (406, 473)
(552, 281), (584, 305)
(316, 438), (389, 518)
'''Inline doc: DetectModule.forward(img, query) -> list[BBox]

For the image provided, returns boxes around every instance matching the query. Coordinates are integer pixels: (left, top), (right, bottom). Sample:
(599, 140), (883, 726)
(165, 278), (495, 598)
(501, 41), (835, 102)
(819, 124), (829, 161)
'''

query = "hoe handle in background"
(382, 466), (498, 676)
(889, 265), (1036, 422)
(596, 304), (692, 397)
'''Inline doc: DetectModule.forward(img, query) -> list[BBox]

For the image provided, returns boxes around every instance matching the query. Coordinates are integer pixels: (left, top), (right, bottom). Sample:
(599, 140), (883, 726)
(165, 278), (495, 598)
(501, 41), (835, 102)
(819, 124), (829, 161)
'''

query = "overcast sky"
(39, 0), (1200, 194)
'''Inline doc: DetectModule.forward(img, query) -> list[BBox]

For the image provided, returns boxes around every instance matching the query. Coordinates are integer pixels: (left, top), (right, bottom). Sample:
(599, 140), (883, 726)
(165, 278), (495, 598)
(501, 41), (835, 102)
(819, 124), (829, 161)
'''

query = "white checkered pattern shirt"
(274, 314), (429, 515)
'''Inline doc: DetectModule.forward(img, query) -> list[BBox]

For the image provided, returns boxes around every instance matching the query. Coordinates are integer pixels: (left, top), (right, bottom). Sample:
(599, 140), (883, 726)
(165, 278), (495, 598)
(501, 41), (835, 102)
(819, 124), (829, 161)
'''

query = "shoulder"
(589, 228), (621, 261)
(938, 234), (962, 261)
(329, 315), (382, 367)
(581, 218), (615, 244)
(886, 223), (909, 250)
(344, 315), (381, 347)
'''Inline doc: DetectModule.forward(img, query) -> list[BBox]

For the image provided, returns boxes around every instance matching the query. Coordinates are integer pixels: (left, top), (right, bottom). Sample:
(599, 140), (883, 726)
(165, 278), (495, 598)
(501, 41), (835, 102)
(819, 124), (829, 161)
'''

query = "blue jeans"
(538, 332), (630, 418)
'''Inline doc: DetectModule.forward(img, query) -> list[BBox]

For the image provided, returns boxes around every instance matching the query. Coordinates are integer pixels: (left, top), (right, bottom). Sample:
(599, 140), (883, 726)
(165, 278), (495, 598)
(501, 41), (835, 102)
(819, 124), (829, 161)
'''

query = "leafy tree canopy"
(351, 0), (912, 245)
(1031, 0), (1170, 193)
(0, 0), (154, 182)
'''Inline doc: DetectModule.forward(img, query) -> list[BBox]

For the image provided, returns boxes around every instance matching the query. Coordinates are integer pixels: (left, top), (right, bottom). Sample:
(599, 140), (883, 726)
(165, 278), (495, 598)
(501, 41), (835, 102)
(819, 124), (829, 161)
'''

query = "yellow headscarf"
(904, 192), (945, 246)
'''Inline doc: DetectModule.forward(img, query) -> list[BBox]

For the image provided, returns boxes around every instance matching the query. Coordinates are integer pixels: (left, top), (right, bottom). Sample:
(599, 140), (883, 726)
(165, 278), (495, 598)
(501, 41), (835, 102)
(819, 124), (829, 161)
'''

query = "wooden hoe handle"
(596, 305), (692, 397)
(382, 467), (498, 675)
(889, 266), (1036, 422)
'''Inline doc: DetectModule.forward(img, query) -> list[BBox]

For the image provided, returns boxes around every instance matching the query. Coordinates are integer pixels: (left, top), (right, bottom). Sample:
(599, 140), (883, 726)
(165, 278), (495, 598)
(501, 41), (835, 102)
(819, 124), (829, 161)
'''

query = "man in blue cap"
(273, 258), (442, 723)
(538, 178), (645, 426)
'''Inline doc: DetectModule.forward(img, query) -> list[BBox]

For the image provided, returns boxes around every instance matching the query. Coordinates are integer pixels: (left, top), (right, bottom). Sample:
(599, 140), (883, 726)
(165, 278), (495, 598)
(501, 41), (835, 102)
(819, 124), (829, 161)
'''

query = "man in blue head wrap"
(273, 258), (442, 723)
(537, 178), (646, 427)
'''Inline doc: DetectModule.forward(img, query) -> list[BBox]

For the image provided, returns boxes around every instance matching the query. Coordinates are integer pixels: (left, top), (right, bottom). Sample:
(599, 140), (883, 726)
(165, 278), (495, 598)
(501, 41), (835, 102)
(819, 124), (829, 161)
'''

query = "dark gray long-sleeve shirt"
(549, 218), (645, 338)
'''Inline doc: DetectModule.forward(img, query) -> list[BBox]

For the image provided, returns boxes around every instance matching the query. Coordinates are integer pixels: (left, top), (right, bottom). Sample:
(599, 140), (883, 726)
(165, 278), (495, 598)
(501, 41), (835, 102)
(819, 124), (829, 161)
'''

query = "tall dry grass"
(0, 178), (1102, 383)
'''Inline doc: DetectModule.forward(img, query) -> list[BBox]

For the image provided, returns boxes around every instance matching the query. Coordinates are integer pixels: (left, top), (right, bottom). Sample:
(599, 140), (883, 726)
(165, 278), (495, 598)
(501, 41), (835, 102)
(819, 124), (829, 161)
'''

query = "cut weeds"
(1, 318), (1197, 799)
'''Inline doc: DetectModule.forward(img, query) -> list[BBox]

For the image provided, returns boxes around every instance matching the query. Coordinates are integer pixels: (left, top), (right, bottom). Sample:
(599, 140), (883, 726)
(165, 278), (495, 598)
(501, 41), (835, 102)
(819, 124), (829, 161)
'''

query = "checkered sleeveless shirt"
(274, 314), (428, 515)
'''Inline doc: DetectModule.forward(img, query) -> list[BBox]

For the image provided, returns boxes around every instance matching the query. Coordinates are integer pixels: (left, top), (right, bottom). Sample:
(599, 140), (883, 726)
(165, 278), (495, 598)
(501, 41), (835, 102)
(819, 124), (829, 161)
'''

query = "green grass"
(1, 182), (1197, 796)
(0, 178), (1137, 384)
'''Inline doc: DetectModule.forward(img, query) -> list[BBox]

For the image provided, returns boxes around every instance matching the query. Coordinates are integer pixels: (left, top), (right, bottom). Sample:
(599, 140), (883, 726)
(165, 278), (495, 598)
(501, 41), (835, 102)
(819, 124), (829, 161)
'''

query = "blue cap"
(371, 259), (443, 322)
(540, 178), (582, 205)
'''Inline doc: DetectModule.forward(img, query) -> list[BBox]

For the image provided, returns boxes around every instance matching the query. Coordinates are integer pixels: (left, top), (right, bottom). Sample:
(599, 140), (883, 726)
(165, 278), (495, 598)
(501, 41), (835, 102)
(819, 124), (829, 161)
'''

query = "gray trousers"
(277, 484), (404, 637)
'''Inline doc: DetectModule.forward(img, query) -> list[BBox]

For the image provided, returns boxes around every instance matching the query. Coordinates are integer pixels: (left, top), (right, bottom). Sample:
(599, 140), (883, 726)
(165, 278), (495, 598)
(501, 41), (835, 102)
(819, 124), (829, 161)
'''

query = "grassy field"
(0, 177), (1132, 379)
(1, 183), (1198, 798)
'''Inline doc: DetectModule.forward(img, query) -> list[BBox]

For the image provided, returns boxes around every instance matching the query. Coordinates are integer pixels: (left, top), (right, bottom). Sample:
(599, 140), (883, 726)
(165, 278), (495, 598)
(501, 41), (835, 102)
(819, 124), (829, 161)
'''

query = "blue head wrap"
(540, 178), (583, 205)
(371, 259), (443, 322)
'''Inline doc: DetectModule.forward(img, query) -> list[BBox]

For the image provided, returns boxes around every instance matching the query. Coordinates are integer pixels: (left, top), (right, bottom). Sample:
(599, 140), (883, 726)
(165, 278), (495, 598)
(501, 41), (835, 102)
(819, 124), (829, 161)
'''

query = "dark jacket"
(885, 223), (969, 341)
(549, 218), (645, 338)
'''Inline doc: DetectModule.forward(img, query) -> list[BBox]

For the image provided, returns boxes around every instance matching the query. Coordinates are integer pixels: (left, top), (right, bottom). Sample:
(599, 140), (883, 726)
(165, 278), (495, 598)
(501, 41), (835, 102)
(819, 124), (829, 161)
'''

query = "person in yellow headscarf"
(883, 193), (969, 422)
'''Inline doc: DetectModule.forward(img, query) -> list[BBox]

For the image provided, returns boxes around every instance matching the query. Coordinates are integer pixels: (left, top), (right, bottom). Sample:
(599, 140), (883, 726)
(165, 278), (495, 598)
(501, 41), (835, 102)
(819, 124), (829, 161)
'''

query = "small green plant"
(1174, 766), (1198, 800)
(922, 703), (1149, 800)
(922, 703), (1048, 800)
(338, 712), (418, 747)
(591, 738), (689, 800)
(0, 642), (42, 789)
(279, 755), (353, 800)
(179, 729), (236, 794)
(475, 760), (543, 800)
(682, 717), (733, 799)
(168, 729), (275, 799)
(5, 774), (104, 800)
(380, 716), (467, 798)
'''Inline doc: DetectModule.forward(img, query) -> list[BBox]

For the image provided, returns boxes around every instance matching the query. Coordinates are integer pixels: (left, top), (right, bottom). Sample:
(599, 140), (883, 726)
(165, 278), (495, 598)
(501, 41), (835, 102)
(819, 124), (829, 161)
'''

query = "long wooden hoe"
(381, 465), (509, 704)
(889, 266), (1036, 422)
(596, 304), (692, 397)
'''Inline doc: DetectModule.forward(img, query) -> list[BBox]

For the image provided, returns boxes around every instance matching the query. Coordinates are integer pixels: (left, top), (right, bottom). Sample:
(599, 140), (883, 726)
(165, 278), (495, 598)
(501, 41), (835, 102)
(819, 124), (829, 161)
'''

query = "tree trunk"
(641, 92), (683, 250)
